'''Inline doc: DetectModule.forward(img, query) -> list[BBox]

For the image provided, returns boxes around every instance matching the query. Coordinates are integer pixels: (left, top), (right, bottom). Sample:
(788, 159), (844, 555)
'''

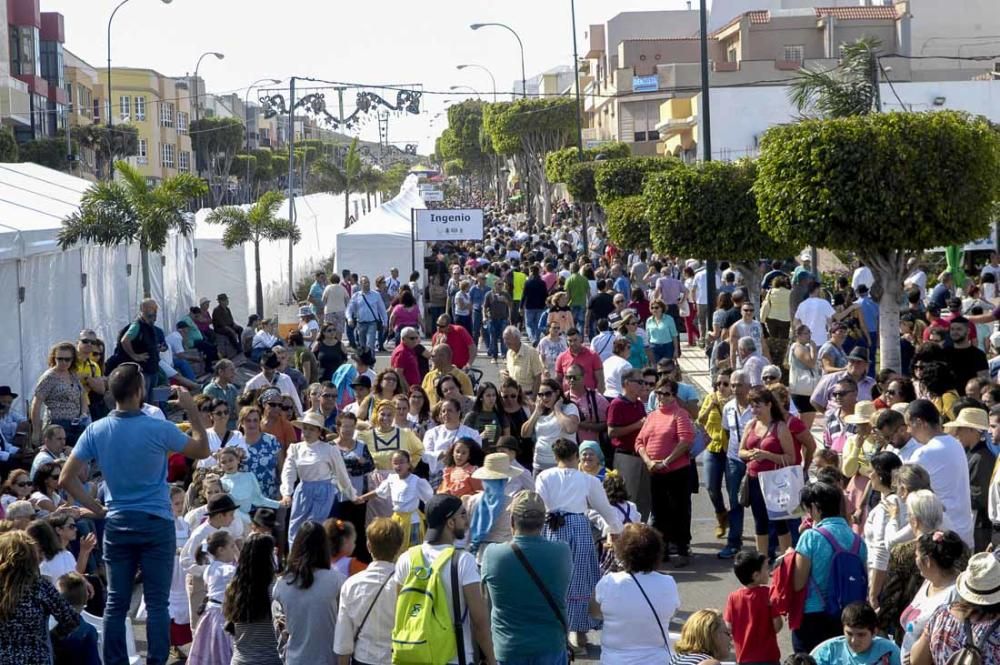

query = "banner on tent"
(412, 208), (484, 241)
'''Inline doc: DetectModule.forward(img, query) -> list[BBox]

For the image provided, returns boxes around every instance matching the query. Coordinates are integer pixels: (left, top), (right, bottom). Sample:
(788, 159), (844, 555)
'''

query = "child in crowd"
(801, 466), (850, 533)
(437, 437), (484, 498)
(724, 551), (782, 665)
(180, 494), (238, 634)
(324, 517), (367, 577)
(217, 447), (280, 516)
(811, 448), (840, 478)
(592, 470), (639, 574)
(188, 530), (238, 665)
(810, 602), (901, 665)
(168, 484), (194, 656)
(354, 450), (433, 552)
(52, 572), (100, 665)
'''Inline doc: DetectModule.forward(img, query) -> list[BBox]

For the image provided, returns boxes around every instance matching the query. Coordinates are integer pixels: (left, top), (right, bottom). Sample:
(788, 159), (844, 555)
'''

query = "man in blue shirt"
(308, 270), (328, 321)
(469, 272), (491, 352)
(812, 602), (901, 665)
(855, 284), (880, 375)
(60, 364), (210, 665)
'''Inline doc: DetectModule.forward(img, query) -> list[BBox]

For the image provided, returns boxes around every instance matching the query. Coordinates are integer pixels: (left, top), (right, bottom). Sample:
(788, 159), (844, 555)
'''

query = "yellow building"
(63, 48), (99, 180)
(655, 97), (697, 161)
(107, 67), (193, 183)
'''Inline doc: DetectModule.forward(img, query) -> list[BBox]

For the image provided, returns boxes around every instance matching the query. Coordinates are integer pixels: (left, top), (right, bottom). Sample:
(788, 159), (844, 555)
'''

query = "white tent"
(193, 191), (364, 324)
(0, 163), (195, 411)
(334, 176), (428, 281)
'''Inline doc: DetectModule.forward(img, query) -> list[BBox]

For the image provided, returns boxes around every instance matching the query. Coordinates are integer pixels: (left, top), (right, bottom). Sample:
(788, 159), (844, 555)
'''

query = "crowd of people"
(1, 200), (1000, 665)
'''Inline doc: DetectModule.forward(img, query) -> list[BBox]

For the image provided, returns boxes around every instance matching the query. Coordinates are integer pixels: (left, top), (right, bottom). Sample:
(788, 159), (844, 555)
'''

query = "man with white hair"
(501, 326), (542, 397)
(390, 326), (422, 387)
(738, 337), (767, 387)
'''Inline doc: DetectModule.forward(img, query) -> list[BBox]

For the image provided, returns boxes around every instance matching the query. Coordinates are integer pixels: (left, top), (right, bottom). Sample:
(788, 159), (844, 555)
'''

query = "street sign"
(422, 189), (444, 202)
(633, 75), (659, 93)
(413, 208), (483, 241)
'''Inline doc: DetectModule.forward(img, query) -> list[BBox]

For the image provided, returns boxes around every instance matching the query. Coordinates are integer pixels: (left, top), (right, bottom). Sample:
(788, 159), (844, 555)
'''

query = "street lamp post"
(107, 0), (173, 129)
(448, 85), (481, 99)
(698, 0), (718, 316)
(244, 78), (281, 203)
(569, 0), (588, 257)
(192, 51), (225, 126)
(457, 64), (500, 208)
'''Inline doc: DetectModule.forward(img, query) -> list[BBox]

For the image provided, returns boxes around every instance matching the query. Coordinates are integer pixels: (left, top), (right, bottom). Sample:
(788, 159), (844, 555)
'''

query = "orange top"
(263, 417), (297, 450)
(437, 463), (483, 498)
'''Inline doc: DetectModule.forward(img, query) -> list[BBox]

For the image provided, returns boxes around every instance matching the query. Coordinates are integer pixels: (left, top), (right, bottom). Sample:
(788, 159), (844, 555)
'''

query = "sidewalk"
(679, 347), (713, 396)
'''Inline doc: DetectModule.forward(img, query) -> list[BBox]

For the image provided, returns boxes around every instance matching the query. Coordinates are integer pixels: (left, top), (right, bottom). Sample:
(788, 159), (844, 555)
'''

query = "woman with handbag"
(738, 386), (796, 558)
(591, 523), (680, 664)
(788, 324), (821, 430)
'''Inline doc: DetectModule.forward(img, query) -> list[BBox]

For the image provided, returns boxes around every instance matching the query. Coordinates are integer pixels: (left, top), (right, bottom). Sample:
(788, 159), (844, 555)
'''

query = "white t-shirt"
(904, 269), (927, 299)
(602, 356), (633, 399)
(910, 435), (974, 547)
(196, 429), (248, 469)
(899, 579), (957, 655)
(532, 403), (580, 468)
(595, 571), (679, 664)
(374, 473), (434, 519)
(393, 544), (479, 665)
(794, 297), (836, 346)
(40, 549), (77, 582)
(164, 331), (186, 356)
(300, 319), (320, 339)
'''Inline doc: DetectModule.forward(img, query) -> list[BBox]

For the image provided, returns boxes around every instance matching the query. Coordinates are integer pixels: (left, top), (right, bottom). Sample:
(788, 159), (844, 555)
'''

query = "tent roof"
(338, 175), (426, 237)
(194, 191), (345, 241)
(0, 163), (95, 259)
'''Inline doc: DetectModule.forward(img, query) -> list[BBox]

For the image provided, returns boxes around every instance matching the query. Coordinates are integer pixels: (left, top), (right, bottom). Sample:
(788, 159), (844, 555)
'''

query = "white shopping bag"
(758, 464), (804, 521)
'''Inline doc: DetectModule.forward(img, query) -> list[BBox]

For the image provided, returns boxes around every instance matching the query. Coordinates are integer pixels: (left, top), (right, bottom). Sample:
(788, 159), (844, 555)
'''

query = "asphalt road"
(135, 345), (793, 663)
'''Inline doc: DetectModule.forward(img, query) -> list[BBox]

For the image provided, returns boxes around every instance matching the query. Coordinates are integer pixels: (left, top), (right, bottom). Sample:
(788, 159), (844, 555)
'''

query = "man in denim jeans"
(718, 369), (752, 559)
(59, 364), (210, 665)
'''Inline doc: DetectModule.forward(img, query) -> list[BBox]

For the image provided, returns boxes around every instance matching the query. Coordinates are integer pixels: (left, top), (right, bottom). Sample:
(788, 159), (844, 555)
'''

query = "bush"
(605, 195), (650, 250)
(595, 156), (678, 207)
(565, 161), (597, 202)
(544, 142), (631, 184)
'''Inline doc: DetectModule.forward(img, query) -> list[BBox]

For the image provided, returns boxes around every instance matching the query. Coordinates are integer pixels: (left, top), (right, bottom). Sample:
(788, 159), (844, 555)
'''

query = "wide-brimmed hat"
(890, 402), (909, 414)
(251, 507), (277, 529)
(944, 407), (990, 432)
(844, 400), (877, 425)
(846, 347), (869, 364)
(472, 453), (524, 480)
(0, 386), (18, 399)
(291, 411), (329, 433)
(206, 495), (238, 516)
(956, 552), (1000, 605)
(297, 305), (314, 318)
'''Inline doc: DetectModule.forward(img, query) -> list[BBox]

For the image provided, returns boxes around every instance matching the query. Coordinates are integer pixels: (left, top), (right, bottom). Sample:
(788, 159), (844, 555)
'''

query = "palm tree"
(312, 137), (362, 227)
(789, 37), (880, 118)
(59, 160), (207, 297)
(205, 190), (301, 318)
(357, 165), (382, 211)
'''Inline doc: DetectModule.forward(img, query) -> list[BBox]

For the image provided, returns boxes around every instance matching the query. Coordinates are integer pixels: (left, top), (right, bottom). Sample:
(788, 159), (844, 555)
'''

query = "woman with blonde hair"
(0, 530), (80, 663)
(30, 341), (87, 447)
(670, 609), (731, 665)
(357, 399), (424, 518)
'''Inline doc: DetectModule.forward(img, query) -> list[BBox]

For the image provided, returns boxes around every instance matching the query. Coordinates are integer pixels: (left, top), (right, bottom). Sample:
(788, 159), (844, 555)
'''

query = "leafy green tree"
(565, 161), (597, 203)
(357, 165), (382, 210)
(72, 123), (138, 179)
(379, 161), (411, 199)
(19, 136), (77, 171)
(605, 195), (649, 252)
(545, 142), (631, 184)
(205, 190), (301, 317)
(756, 111), (1000, 370)
(595, 157), (678, 208)
(645, 160), (796, 305)
(58, 160), (208, 297)
(0, 126), (18, 162)
(190, 117), (245, 206)
(789, 37), (880, 118)
(483, 99), (577, 223)
(312, 137), (362, 227)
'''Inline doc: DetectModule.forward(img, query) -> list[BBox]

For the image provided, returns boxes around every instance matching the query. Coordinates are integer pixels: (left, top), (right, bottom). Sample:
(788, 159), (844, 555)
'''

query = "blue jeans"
(525, 308), (544, 344)
(103, 511), (175, 665)
(356, 321), (378, 351)
(725, 457), (747, 550)
(488, 318), (508, 359)
(499, 651), (569, 665)
(173, 357), (196, 381)
(346, 319), (357, 347)
(651, 342), (675, 363)
(704, 450), (727, 515)
(473, 308), (484, 345)
(571, 305), (585, 332)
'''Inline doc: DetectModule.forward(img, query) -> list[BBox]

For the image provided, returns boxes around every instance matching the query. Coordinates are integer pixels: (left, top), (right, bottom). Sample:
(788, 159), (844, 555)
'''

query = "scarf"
(469, 479), (507, 553)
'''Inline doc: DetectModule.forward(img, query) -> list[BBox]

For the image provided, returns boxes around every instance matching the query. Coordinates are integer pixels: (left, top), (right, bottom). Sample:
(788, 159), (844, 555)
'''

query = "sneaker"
(717, 545), (740, 559)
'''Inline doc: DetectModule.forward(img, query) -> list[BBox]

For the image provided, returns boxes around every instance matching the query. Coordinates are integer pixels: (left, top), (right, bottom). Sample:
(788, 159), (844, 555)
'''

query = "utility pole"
(287, 77), (296, 302)
(699, 0), (718, 315)
(570, 0), (589, 259)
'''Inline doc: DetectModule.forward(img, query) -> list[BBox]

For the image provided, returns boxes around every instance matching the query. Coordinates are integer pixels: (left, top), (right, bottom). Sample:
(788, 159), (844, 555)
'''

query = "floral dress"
(0, 577), (79, 665)
(243, 433), (282, 500)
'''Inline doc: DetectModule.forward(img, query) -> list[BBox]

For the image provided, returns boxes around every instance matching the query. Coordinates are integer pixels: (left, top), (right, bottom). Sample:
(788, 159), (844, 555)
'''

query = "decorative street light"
(244, 78), (282, 202)
(457, 64), (498, 103)
(470, 23), (527, 99)
(107, 0), (173, 129)
(449, 85), (481, 99)
(193, 51), (225, 126)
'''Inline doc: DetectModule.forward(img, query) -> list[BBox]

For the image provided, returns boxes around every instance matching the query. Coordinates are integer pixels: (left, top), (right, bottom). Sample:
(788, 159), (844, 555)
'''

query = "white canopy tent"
(193, 191), (364, 324)
(0, 163), (195, 411)
(334, 175), (428, 281)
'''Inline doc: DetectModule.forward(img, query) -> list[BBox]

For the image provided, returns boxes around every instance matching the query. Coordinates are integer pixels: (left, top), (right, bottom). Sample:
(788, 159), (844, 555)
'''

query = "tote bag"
(759, 464), (805, 521)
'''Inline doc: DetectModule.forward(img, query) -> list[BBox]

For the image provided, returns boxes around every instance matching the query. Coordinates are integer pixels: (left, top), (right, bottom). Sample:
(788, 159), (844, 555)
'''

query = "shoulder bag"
(628, 572), (671, 657)
(361, 293), (384, 336)
(353, 572), (392, 644)
(510, 543), (574, 662)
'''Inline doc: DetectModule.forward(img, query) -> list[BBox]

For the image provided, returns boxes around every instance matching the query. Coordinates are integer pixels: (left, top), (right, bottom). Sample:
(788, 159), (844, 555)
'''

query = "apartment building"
(0, 0), (30, 131)
(7, 0), (67, 142)
(62, 48), (98, 178)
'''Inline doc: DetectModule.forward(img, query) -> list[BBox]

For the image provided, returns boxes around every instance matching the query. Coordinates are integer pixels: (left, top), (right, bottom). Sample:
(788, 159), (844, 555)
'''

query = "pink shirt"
(569, 389), (609, 443)
(541, 271), (558, 292)
(555, 347), (603, 391)
(391, 304), (420, 330)
(635, 402), (694, 473)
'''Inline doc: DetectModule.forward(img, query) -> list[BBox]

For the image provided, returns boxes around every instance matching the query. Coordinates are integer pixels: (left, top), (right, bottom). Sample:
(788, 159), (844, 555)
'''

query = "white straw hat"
(472, 453), (524, 481)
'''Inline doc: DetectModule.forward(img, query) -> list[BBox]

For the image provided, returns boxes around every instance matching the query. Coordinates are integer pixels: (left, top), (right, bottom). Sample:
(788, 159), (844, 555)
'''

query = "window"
(727, 44), (738, 63)
(120, 96), (131, 121)
(135, 96), (146, 120)
(39, 40), (63, 88)
(177, 111), (188, 134)
(179, 151), (190, 172)
(137, 139), (148, 164)
(93, 98), (100, 122)
(159, 102), (174, 128)
(783, 45), (805, 64)
(160, 143), (175, 169)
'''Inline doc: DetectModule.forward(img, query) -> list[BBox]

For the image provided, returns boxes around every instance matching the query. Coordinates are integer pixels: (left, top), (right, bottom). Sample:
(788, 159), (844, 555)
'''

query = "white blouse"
(375, 473), (434, 519)
(422, 424), (482, 475)
(280, 439), (356, 500)
(863, 493), (905, 572)
(197, 429), (248, 469)
(203, 559), (236, 602)
(535, 467), (624, 535)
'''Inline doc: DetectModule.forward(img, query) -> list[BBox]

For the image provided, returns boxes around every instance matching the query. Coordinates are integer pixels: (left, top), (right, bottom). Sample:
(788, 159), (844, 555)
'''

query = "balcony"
(0, 76), (31, 126)
(713, 61), (739, 72)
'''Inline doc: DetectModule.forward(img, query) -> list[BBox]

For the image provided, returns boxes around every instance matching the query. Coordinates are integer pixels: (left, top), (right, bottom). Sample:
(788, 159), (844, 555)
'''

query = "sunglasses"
(644, 381), (656, 387)
(501, 393), (519, 399)
(212, 410), (229, 417)
(281, 405), (294, 411)
(55, 356), (73, 363)
(80, 339), (98, 345)
(321, 393), (337, 399)
(15, 481), (31, 488)
(717, 381), (730, 387)
(656, 391), (674, 397)
(831, 390), (856, 397)
(265, 402), (282, 408)
(885, 389), (903, 396)
(537, 390), (555, 398)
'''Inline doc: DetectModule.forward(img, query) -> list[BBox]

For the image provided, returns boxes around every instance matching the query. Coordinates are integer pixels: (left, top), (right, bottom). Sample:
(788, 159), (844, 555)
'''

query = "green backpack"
(391, 545), (461, 665)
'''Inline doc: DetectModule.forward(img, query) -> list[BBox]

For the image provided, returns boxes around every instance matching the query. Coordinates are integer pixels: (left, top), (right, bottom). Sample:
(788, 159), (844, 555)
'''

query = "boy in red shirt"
(724, 551), (783, 665)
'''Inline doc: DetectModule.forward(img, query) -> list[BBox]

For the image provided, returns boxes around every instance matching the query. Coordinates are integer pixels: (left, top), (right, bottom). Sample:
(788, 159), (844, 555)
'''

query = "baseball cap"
(351, 375), (372, 389)
(510, 491), (546, 518)
(424, 494), (464, 542)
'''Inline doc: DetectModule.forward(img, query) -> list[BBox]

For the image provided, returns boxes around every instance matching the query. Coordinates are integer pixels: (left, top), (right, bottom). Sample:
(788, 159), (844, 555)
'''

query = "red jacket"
(769, 551), (806, 631)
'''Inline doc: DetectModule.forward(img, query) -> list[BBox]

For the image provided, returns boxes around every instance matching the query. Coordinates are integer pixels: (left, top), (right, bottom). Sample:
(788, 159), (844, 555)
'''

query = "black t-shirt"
(589, 292), (615, 322)
(945, 344), (988, 390)
(522, 277), (549, 310)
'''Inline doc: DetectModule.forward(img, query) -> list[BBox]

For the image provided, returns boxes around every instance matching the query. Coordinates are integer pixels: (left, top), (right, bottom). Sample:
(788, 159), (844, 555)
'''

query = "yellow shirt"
(505, 344), (544, 395)
(75, 358), (102, 408)
(358, 426), (425, 470)
(421, 367), (474, 407)
(511, 271), (527, 301)
(761, 287), (792, 322)
(697, 391), (727, 454)
(841, 432), (878, 478)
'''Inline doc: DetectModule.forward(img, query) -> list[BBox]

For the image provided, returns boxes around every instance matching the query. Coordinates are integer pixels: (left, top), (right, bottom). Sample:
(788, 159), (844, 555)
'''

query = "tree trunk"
(139, 246), (152, 298)
(254, 241), (264, 318)
(865, 249), (908, 373)
(344, 186), (351, 228)
(733, 262), (763, 309)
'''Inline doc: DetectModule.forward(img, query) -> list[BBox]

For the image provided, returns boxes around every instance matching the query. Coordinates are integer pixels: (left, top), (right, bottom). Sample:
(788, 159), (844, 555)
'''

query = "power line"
(879, 61), (908, 110)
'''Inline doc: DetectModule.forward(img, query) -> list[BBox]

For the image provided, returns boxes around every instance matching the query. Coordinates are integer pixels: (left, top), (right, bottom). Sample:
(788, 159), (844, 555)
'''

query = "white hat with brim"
(291, 410), (329, 434)
(956, 552), (1000, 606)
(943, 407), (990, 432)
(844, 400), (877, 425)
(472, 453), (524, 481)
